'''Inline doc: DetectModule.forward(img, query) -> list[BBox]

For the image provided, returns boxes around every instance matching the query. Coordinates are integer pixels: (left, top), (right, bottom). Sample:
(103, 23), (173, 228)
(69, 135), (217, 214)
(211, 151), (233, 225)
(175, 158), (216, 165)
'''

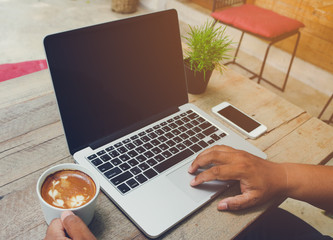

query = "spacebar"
(154, 149), (193, 173)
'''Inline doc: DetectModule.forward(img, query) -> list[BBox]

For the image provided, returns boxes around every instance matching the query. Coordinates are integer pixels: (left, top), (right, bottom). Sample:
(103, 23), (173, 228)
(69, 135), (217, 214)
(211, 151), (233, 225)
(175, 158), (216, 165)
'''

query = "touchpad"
(166, 162), (231, 203)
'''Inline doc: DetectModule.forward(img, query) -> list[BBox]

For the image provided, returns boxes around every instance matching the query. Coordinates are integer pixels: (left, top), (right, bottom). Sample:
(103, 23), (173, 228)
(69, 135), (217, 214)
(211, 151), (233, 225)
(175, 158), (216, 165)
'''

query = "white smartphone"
(212, 102), (267, 139)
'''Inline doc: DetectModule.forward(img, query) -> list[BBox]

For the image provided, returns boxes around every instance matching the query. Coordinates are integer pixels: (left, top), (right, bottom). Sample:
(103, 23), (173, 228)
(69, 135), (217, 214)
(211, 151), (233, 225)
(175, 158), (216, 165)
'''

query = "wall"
(255, 0), (333, 74)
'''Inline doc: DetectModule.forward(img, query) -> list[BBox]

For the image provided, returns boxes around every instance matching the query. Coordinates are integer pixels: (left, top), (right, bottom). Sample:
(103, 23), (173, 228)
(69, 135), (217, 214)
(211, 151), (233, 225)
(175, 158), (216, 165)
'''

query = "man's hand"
(188, 145), (287, 211)
(44, 211), (96, 240)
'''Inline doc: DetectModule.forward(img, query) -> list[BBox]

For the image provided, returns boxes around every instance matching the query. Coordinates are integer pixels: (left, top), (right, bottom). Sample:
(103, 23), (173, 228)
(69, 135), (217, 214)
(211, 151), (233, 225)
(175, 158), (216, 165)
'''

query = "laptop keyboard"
(86, 110), (227, 194)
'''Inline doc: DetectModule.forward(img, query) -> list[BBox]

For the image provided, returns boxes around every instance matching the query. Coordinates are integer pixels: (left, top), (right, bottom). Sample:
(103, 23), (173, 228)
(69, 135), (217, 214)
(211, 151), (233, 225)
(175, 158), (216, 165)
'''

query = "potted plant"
(183, 21), (233, 94)
(111, 0), (139, 14)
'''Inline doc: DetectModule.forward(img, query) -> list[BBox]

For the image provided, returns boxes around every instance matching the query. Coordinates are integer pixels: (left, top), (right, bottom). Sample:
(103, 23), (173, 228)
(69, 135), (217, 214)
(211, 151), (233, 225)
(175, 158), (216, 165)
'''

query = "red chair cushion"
(211, 4), (304, 39)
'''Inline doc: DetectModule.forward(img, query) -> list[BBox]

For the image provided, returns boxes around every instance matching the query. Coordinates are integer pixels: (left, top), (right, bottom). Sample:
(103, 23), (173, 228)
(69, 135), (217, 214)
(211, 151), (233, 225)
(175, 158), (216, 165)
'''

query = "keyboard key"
(162, 126), (171, 132)
(165, 132), (174, 139)
(128, 159), (139, 167)
(91, 158), (103, 166)
(104, 167), (122, 179)
(128, 150), (138, 158)
(148, 132), (158, 139)
(143, 142), (153, 150)
(154, 149), (193, 173)
(111, 171), (133, 185)
(144, 151), (154, 158)
(220, 132), (227, 138)
(169, 147), (179, 154)
(184, 140), (192, 147)
(136, 155), (147, 162)
(156, 129), (164, 135)
(203, 126), (218, 136)
(138, 162), (149, 171)
(118, 146), (128, 154)
(133, 139), (143, 146)
(173, 136), (182, 143)
(166, 140), (176, 147)
(198, 140), (209, 148)
(125, 143), (136, 150)
(97, 150), (106, 156)
(136, 146), (145, 153)
(171, 129), (181, 135)
(199, 122), (212, 130)
(147, 159), (157, 166)
(98, 162), (113, 172)
(175, 120), (184, 126)
(151, 147), (162, 154)
(141, 136), (150, 142)
(176, 143), (186, 150)
(161, 150), (172, 158)
(188, 112), (199, 119)
(117, 183), (131, 194)
(130, 135), (138, 140)
(211, 134), (221, 141)
(105, 146), (114, 152)
(87, 154), (97, 160)
(127, 178), (139, 189)
(190, 136), (199, 143)
(119, 154), (130, 161)
(143, 169), (158, 179)
(130, 166), (142, 175)
(109, 150), (120, 158)
(154, 154), (165, 162)
(151, 139), (160, 146)
(100, 154), (111, 162)
(135, 174), (148, 183)
(208, 139), (215, 145)
(190, 144), (202, 153)
(115, 142), (123, 148)
(158, 136), (167, 142)
(180, 133), (189, 140)
(182, 117), (190, 123)
(111, 158), (122, 166)
(122, 138), (131, 144)
(120, 162), (131, 171)
(159, 143), (168, 151)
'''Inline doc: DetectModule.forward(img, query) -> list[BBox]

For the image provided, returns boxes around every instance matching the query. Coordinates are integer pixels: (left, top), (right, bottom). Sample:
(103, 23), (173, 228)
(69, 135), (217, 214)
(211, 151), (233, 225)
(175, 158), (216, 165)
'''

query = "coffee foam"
(41, 170), (96, 209)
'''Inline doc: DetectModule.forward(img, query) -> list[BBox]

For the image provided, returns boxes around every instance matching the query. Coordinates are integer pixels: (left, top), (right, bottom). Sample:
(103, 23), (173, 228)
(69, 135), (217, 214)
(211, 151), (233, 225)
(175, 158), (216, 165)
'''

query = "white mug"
(36, 163), (100, 225)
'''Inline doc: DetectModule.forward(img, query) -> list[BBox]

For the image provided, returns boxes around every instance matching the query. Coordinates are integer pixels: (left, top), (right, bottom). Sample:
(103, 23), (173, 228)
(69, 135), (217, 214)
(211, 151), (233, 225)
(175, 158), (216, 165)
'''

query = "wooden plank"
(0, 122), (68, 187)
(266, 117), (333, 165)
(0, 92), (59, 144)
(0, 70), (53, 109)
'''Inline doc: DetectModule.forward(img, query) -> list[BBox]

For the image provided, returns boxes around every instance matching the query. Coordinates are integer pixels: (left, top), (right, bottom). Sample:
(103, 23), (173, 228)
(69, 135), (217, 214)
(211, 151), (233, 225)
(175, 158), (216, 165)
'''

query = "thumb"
(217, 193), (257, 211)
(61, 211), (96, 240)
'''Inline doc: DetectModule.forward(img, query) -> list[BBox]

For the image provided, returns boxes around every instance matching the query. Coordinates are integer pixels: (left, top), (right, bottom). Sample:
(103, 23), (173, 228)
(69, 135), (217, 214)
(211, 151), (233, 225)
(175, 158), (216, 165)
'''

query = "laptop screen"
(44, 10), (188, 154)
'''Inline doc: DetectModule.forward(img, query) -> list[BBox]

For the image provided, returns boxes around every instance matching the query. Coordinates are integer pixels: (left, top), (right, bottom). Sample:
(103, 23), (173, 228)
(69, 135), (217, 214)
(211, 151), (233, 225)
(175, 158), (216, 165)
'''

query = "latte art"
(41, 170), (96, 209)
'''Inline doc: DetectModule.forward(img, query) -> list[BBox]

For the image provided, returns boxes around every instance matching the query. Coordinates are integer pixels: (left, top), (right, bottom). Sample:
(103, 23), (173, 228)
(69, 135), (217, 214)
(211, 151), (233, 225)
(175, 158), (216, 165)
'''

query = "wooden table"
(1, 68), (332, 239)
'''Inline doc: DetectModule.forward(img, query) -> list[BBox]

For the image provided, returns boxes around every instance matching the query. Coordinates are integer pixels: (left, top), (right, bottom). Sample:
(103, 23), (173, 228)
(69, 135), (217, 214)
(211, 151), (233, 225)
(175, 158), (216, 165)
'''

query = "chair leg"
(257, 42), (273, 86)
(281, 31), (301, 92)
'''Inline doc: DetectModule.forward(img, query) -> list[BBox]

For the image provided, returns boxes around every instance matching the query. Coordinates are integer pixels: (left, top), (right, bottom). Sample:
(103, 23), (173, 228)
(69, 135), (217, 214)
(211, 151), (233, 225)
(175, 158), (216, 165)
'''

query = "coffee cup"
(36, 163), (100, 225)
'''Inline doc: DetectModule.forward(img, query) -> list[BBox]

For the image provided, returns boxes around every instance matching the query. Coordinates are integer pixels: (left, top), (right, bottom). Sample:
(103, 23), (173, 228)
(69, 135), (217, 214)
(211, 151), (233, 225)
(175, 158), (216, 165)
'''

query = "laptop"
(44, 9), (266, 238)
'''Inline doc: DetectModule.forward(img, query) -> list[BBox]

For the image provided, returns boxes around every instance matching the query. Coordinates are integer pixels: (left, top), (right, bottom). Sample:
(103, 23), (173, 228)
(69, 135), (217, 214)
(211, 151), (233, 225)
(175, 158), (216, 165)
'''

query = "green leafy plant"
(184, 20), (233, 79)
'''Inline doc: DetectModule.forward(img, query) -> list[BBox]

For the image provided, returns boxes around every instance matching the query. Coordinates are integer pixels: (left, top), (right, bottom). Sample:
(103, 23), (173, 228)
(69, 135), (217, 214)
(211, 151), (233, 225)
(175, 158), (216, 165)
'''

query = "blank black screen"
(218, 105), (260, 132)
(44, 10), (188, 154)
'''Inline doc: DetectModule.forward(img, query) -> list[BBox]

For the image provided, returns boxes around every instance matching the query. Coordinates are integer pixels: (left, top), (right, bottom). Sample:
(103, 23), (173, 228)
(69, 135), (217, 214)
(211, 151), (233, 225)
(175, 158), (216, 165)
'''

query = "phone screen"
(218, 105), (260, 133)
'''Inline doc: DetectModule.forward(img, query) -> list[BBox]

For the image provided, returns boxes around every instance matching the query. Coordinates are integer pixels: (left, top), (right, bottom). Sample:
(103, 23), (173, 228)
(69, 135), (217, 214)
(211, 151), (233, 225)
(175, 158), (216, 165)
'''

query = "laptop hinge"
(89, 106), (180, 150)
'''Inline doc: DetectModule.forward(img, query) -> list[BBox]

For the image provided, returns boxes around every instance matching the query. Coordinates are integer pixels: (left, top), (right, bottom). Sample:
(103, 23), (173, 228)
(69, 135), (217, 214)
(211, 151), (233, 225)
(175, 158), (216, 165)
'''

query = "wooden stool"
(211, 1), (305, 91)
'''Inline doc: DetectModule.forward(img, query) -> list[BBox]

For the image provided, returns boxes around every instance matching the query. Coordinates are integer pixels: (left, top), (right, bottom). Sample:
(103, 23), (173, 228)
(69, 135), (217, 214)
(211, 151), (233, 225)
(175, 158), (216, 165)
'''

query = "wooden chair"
(211, 0), (305, 92)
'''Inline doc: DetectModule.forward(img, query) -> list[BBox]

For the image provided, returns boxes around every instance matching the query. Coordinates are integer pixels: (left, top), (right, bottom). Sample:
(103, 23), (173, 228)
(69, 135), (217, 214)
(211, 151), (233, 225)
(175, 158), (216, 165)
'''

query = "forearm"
(282, 163), (333, 212)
